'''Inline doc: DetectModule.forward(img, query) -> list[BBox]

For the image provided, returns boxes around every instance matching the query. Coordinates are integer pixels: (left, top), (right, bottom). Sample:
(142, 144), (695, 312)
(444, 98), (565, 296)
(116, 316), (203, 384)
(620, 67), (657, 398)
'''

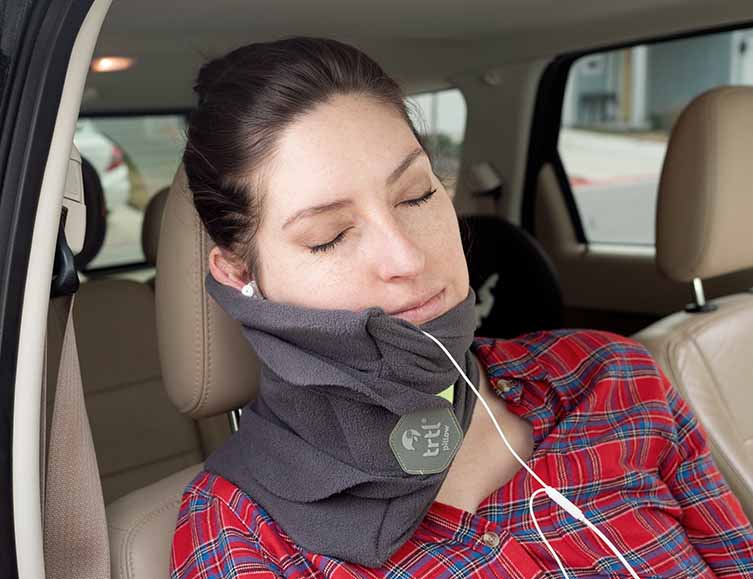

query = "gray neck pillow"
(204, 273), (479, 567)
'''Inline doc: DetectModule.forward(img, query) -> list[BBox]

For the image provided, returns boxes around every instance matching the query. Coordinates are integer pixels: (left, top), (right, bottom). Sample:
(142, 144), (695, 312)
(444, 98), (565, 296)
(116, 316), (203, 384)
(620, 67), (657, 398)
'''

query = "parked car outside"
(73, 118), (131, 209)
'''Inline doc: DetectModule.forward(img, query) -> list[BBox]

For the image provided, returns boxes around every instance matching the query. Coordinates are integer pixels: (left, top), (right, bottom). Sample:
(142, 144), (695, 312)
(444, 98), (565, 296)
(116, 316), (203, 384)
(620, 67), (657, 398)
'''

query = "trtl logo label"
(389, 407), (463, 475)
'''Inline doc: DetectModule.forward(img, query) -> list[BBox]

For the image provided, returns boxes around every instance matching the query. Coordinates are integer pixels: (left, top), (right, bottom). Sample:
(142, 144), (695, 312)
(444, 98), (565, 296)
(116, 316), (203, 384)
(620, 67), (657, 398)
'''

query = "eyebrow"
(385, 147), (425, 187)
(282, 147), (426, 230)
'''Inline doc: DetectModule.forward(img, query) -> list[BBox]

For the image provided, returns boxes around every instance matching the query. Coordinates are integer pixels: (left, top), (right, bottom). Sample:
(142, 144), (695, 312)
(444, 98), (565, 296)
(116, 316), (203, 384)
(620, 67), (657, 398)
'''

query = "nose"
(373, 221), (426, 281)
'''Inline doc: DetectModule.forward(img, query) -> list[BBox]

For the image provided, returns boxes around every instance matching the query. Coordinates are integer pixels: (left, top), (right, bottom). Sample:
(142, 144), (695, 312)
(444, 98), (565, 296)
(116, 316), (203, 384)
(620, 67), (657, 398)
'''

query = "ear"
(208, 246), (251, 291)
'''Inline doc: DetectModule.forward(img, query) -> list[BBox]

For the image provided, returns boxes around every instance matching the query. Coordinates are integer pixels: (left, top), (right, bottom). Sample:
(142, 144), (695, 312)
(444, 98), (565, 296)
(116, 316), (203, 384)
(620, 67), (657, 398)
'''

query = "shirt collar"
(418, 500), (500, 546)
(470, 336), (548, 404)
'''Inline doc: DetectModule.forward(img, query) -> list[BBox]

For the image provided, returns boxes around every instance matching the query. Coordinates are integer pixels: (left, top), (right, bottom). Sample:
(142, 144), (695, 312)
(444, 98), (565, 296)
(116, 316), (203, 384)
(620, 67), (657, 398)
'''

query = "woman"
(169, 37), (753, 578)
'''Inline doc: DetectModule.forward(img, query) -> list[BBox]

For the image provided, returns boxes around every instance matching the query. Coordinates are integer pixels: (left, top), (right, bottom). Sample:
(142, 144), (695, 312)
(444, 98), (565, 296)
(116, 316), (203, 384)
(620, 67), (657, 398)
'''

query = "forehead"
(264, 94), (423, 213)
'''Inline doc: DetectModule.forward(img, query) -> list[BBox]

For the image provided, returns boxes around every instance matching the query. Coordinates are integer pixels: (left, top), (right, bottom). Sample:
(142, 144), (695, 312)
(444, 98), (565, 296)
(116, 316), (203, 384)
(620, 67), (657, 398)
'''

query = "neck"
(470, 354), (524, 439)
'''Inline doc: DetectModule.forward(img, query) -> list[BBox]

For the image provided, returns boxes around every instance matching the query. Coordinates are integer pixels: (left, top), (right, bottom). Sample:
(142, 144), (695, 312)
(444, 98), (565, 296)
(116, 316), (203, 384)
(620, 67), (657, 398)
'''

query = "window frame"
(522, 18), (753, 245)
(76, 108), (191, 275)
(404, 86), (468, 191)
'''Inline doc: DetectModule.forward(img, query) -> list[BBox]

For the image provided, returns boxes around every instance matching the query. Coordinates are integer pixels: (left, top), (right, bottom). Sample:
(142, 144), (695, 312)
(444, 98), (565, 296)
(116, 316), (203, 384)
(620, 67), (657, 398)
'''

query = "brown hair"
(183, 36), (427, 278)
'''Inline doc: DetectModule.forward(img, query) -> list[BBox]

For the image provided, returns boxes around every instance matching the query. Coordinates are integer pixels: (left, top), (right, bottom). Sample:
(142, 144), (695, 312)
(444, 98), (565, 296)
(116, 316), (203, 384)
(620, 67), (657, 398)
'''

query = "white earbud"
(241, 281), (257, 298)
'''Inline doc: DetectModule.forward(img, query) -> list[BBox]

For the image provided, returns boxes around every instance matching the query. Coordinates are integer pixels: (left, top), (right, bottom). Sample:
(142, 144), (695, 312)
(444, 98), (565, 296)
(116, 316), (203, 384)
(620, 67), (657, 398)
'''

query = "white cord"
(530, 488), (571, 579)
(420, 330), (641, 579)
(420, 330), (548, 488)
(580, 518), (641, 579)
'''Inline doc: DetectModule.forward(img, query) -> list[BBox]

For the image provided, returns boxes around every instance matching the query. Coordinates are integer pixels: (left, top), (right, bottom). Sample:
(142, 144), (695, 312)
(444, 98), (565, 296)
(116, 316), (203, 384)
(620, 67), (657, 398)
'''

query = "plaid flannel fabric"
(171, 330), (753, 578)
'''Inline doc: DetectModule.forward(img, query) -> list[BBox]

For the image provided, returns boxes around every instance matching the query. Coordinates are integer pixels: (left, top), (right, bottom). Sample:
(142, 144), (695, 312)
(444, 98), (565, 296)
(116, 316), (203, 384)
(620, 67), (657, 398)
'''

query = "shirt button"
(496, 379), (513, 393)
(481, 531), (500, 548)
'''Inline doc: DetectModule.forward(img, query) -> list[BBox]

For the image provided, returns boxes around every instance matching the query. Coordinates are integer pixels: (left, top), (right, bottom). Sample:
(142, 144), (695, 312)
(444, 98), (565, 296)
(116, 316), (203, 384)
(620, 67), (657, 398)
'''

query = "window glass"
(406, 88), (467, 197)
(73, 114), (186, 268)
(559, 28), (753, 245)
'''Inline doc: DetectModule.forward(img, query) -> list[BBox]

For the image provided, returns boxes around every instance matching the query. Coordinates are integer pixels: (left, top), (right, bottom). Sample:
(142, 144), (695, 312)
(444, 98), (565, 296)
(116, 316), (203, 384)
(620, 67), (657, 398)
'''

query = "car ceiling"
(84, 0), (753, 113)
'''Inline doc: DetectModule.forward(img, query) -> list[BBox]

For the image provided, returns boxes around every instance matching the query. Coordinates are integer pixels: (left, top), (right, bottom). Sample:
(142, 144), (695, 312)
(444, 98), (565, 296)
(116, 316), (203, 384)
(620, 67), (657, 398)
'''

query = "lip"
(388, 289), (446, 325)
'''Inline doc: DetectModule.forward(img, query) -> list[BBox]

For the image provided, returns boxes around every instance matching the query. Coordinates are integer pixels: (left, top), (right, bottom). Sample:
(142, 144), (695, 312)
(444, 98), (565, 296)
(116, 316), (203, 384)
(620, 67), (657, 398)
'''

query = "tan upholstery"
(636, 294), (753, 523)
(107, 464), (202, 579)
(155, 167), (260, 419)
(656, 86), (753, 282)
(107, 166), (261, 578)
(73, 280), (204, 503)
(74, 183), (233, 504)
(635, 86), (753, 523)
(142, 187), (169, 267)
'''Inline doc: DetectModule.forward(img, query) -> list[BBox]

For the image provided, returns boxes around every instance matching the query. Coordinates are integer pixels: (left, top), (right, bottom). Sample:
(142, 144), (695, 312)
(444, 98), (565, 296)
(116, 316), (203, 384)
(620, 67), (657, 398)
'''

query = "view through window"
(74, 114), (186, 269)
(559, 27), (753, 245)
(407, 88), (466, 197)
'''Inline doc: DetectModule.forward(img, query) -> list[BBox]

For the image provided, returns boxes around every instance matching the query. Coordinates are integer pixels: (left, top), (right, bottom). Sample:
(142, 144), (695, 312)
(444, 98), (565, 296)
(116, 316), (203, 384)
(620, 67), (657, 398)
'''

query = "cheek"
(412, 194), (467, 277)
(256, 236), (371, 309)
(413, 199), (470, 309)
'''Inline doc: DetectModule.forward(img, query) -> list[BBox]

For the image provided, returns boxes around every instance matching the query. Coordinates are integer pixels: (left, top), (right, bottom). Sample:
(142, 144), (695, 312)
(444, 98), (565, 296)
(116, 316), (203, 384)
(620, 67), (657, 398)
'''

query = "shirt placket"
(464, 516), (548, 579)
(433, 341), (556, 577)
(475, 374), (557, 578)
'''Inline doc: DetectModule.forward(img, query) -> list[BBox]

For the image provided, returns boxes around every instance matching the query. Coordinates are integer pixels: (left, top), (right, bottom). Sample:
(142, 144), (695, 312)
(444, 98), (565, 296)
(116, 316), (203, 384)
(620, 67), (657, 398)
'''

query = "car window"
(74, 114), (187, 269)
(558, 27), (753, 245)
(406, 88), (467, 197)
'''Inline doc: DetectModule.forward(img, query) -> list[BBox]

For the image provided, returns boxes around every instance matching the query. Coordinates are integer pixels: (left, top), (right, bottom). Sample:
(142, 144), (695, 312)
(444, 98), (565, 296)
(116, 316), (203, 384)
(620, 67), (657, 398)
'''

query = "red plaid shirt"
(170, 330), (753, 578)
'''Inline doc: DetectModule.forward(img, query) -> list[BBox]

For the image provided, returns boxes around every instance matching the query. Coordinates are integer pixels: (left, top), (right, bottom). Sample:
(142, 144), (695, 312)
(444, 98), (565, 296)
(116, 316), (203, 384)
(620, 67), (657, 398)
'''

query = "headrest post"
(693, 277), (706, 308)
(228, 409), (242, 433)
(685, 277), (718, 314)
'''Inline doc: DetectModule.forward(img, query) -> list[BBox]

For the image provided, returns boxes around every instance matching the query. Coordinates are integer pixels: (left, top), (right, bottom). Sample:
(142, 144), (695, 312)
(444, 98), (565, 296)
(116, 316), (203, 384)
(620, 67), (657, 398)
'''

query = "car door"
(0, 1), (111, 577)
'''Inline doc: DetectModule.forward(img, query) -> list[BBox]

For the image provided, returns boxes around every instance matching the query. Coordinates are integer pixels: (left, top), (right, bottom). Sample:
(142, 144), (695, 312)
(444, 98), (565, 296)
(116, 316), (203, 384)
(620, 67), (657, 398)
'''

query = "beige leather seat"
(74, 184), (231, 504)
(634, 86), (753, 523)
(106, 167), (261, 579)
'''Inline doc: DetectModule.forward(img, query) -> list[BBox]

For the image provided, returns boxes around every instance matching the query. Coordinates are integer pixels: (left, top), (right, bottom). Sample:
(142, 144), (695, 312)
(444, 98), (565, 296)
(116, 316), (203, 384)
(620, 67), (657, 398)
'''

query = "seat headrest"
(155, 166), (260, 419)
(657, 86), (753, 282)
(74, 156), (107, 271)
(141, 186), (169, 267)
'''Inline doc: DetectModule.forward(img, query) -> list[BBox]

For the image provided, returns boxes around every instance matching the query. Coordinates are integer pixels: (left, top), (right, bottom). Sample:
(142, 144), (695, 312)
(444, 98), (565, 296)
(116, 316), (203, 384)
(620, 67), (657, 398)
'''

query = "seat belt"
(43, 292), (110, 578)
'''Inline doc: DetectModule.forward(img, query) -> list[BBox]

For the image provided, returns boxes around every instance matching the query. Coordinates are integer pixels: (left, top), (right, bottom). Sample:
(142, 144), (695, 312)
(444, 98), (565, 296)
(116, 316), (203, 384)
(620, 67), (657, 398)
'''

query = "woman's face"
(215, 94), (469, 326)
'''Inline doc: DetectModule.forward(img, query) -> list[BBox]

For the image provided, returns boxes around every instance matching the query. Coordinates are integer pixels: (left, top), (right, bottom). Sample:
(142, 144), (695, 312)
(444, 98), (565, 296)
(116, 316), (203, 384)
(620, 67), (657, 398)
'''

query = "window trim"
(522, 54), (586, 243)
(80, 107), (192, 119)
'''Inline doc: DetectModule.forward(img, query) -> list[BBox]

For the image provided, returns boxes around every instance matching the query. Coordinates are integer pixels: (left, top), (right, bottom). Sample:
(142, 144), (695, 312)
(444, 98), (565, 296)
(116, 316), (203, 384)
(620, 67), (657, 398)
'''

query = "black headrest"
(74, 156), (107, 271)
(459, 214), (563, 339)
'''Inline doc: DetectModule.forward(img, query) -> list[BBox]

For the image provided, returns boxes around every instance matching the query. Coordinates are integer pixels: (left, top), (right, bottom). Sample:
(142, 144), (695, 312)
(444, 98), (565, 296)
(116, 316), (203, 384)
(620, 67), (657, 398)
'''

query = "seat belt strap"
(43, 293), (110, 579)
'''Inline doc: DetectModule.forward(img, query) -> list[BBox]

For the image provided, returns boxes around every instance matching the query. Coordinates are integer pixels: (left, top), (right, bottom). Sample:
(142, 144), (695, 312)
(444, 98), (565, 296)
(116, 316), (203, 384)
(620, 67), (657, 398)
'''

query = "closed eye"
(401, 187), (437, 207)
(308, 188), (437, 254)
(309, 227), (353, 254)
